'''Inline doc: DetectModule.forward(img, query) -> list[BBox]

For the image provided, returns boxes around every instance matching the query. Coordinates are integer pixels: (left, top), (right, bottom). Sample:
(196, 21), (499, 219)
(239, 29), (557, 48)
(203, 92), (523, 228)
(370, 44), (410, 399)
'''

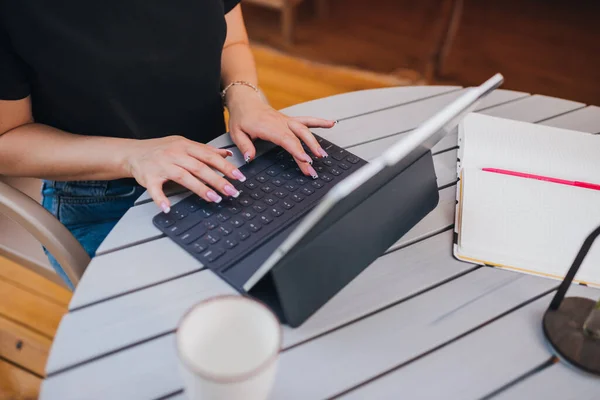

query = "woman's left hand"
(226, 91), (336, 178)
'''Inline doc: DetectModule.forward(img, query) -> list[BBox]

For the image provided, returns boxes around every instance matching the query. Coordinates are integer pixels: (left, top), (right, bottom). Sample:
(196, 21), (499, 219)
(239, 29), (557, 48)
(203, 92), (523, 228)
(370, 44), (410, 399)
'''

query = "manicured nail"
(244, 152), (252, 163)
(334, 120), (339, 125)
(318, 148), (329, 158)
(224, 184), (240, 198)
(232, 169), (246, 182)
(160, 202), (170, 214)
(302, 154), (313, 164)
(307, 165), (318, 179)
(207, 190), (222, 203)
(225, 150), (234, 157)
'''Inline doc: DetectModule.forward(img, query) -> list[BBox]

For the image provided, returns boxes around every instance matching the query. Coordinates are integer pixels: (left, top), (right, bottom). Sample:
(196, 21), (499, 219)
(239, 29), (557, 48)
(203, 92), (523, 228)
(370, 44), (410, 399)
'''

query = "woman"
(0, 1), (335, 288)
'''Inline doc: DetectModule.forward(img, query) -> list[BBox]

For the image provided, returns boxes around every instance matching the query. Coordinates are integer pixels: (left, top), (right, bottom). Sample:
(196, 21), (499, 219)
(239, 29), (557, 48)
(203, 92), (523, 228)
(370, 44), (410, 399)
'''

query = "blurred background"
(241, 0), (600, 109)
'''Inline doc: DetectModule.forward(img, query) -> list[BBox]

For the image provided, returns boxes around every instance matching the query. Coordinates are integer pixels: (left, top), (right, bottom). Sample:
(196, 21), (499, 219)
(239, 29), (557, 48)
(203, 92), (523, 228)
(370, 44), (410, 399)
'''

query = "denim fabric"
(41, 179), (146, 289)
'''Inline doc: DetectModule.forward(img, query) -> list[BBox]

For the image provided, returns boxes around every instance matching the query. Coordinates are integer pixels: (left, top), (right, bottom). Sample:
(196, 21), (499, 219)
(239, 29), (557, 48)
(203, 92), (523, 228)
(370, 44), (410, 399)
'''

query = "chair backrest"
(0, 177), (90, 288)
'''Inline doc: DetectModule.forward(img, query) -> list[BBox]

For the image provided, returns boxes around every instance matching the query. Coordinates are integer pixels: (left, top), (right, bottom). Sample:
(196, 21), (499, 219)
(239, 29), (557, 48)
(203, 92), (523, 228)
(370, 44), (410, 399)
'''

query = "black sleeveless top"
(0, 0), (240, 143)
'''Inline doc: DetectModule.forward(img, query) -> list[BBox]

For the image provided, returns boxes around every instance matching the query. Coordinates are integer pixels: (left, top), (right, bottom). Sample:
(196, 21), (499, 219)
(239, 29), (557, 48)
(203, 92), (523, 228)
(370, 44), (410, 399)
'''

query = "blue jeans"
(41, 179), (146, 289)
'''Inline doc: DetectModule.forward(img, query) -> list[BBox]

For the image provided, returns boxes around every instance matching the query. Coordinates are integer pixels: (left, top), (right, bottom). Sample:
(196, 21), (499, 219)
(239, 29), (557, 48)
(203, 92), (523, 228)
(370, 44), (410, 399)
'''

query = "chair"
(0, 177), (90, 289)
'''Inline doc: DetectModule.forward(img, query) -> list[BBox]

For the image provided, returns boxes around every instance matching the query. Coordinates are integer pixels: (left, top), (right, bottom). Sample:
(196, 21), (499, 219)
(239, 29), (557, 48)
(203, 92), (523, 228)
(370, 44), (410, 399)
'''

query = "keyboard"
(152, 135), (367, 273)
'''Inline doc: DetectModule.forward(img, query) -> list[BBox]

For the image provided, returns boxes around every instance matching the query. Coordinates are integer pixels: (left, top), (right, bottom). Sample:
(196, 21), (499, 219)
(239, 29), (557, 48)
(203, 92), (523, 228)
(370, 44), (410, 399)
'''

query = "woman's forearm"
(0, 123), (135, 180)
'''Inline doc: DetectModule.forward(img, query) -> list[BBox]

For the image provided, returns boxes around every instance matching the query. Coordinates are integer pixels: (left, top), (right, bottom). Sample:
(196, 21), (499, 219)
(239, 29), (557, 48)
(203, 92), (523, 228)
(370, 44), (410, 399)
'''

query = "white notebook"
(454, 113), (600, 287)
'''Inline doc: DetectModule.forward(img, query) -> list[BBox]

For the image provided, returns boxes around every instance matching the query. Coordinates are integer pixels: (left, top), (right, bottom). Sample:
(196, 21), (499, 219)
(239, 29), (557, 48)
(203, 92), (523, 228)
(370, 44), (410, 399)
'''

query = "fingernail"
(232, 169), (246, 182)
(318, 148), (329, 158)
(160, 202), (171, 213)
(244, 152), (252, 163)
(224, 184), (240, 198)
(225, 150), (234, 157)
(307, 165), (318, 179)
(207, 190), (222, 203)
(334, 120), (339, 125)
(302, 153), (313, 164)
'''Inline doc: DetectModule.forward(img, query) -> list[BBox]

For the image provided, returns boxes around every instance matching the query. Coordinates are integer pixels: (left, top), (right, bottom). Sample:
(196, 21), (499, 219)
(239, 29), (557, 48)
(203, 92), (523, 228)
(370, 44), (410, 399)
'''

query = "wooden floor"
(0, 255), (71, 400)
(243, 0), (600, 105)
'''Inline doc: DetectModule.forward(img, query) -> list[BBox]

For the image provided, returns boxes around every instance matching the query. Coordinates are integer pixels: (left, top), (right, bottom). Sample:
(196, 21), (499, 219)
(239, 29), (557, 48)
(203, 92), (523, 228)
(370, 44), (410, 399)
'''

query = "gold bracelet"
(221, 81), (260, 105)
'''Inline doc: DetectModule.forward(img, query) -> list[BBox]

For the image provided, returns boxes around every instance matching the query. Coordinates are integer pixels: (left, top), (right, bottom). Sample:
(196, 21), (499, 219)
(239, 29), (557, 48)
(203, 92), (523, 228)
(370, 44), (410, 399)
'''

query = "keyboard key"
(320, 173), (333, 182)
(270, 207), (284, 217)
(218, 225), (232, 236)
(205, 233), (220, 244)
(229, 216), (244, 228)
(315, 165), (326, 172)
(253, 203), (266, 213)
(275, 150), (287, 160)
(227, 206), (242, 214)
(263, 196), (278, 206)
(282, 172), (294, 180)
(248, 222), (262, 232)
(250, 190), (264, 200)
(171, 217), (201, 236)
(265, 166), (281, 177)
(203, 248), (225, 262)
(256, 174), (269, 183)
(224, 238), (238, 249)
(204, 219), (218, 230)
(241, 210), (256, 220)
(301, 187), (314, 196)
(282, 200), (295, 209)
(338, 162), (351, 170)
(332, 149), (348, 161)
(274, 190), (287, 198)
(346, 155), (360, 164)
(216, 212), (230, 222)
(278, 162), (292, 170)
(243, 157), (276, 176)
(238, 229), (250, 241)
(172, 209), (188, 220)
(323, 159), (334, 167)
(199, 208), (213, 218)
(238, 196), (253, 207)
(284, 183), (298, 192)
(245, 180), (258, 190)
(329, 168), (342, 176)
(295, 177), (308, 185)
(155, 215), (175, 228)
(260, 214), (273, 225)
(311, 180), (324, 189)
(190, 241), (207, 253)
(261, 184), (274, 193)
(179, 224), (207, 245)
(185, 202), (200, 213)
(291, 193), (305, 203)
(271, 178), (285, 187)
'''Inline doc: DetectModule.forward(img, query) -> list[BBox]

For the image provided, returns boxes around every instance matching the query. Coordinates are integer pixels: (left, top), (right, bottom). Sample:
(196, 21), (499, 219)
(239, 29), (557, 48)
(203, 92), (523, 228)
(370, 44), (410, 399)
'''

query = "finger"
(187, 144), (246, 182)
(146, 178), (171, 213)
(175, 157), (241, 198)
(293, 155), (319, 179)
(292, 116), (337, 128)
(288, 119), (328, 158)
(209, 147), (234, 158)
(167, 166), (223, 203)
(272, 130), (313, 166)
(230, 128), (256, 163)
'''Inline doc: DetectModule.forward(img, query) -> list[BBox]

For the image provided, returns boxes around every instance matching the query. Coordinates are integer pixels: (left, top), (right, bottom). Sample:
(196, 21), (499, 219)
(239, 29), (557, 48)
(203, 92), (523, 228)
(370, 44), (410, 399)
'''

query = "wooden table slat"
(46, 272), (235, 375)
(539, 105), (600, 133)
(493, 361), (600, 399)
(479, 94), (584, 123)
(340, 285), (600, 400)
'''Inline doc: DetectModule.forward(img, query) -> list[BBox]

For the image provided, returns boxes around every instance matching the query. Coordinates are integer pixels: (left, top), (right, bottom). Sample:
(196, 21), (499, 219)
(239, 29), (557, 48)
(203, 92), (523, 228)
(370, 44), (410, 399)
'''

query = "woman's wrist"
(224, 83), (263, 110)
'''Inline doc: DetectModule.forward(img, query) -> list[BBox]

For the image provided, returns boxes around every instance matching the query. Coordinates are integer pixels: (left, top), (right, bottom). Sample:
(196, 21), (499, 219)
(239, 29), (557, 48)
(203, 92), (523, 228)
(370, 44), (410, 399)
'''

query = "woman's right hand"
(124, 135), (246, 213)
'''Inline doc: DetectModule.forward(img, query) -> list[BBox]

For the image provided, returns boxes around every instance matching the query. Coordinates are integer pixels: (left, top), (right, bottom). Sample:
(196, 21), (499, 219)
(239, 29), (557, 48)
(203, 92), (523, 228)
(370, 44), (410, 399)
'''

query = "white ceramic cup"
(176, 295), (282, 400)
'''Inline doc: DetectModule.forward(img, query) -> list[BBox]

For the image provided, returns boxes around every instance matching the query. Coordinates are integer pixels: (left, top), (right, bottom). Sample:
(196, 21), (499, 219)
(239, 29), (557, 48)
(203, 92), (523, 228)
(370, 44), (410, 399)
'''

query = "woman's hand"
(124, 135), (247, 213)
(226, 89), (336, 178)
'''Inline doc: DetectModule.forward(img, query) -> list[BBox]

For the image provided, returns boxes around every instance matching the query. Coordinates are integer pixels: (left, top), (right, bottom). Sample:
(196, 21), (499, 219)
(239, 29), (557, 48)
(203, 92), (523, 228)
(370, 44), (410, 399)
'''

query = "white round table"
(41, 86), (600, 399)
